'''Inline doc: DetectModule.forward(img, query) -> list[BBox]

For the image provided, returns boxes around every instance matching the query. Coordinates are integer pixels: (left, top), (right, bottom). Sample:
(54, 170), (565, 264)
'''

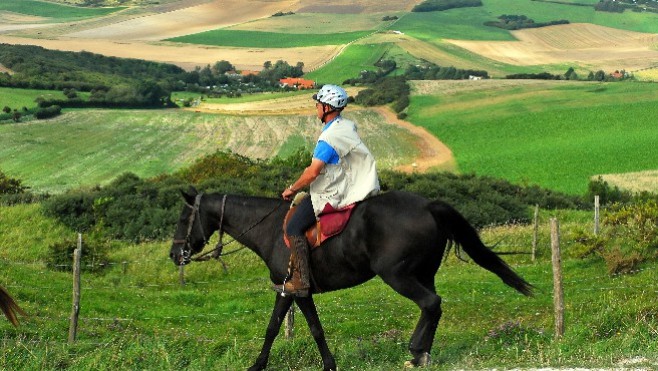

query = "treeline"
(348, 60), (489, 117)
(0, 44), (185, 92)
(34, 151), (589, 243)
(412, 0), (482, 12)
(0, 44), (307, 110)
(506, 67), (632, 81)
(484, 15), (569, 30)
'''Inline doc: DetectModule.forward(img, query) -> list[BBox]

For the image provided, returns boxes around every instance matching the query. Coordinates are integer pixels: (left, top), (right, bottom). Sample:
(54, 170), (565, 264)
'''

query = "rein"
(180, 194), (282, 263)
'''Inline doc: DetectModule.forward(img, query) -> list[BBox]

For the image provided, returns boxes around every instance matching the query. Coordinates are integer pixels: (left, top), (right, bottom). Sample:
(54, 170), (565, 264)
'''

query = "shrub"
(35, 105), (62, 119)
(0, 170), (27, 194)
(412, 0), (482, 12)
(574, 199), (658, 274)
(46, 237), (113, 273)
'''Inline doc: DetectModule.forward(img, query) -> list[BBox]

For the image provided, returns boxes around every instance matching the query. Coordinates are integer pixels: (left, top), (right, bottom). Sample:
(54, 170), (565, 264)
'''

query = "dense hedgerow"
(412, 0), (482, 13)
(41, 151), (588, 242)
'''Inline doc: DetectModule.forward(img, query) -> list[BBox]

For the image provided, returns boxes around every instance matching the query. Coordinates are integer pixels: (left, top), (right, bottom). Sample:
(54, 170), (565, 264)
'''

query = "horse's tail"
(429, 200), (533, 296)
(0, 285), (26, 327)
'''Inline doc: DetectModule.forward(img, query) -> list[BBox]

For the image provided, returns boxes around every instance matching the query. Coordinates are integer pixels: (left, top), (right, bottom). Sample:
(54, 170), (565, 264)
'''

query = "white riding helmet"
(313, 84), (348, 109)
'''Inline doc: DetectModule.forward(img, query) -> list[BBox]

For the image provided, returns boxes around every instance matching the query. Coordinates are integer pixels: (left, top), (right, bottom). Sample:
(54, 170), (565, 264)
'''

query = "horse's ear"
(181, 186), (198, 205)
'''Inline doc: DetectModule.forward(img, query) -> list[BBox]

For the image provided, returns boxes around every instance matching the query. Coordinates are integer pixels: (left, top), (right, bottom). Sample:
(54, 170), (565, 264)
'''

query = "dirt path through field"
(373, 107), (456, 173)
(189, 93), (456, 173)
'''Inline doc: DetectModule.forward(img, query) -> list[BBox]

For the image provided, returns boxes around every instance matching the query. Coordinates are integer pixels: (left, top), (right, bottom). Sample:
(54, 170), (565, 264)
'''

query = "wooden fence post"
(68, 233), (82, 343)
(285, 306), (295, 339)
(532, 204), (539, 261)
(550, 218), (564, 339)
(594, 195), (600, 236)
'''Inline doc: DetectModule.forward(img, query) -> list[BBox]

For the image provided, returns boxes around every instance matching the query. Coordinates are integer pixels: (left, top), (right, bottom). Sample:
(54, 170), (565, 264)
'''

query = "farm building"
(279, 77), (316, 89)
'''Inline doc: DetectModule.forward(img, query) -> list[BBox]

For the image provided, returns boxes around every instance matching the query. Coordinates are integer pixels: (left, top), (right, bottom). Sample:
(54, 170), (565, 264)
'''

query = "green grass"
(0, 203), (656, 369)
(305, 43), (393, 83)
(391, 0), (658, 42)
(407, 80), (658, 194)
(0, 107), (418, 194)
(0, 0), (122, 20)
(171, 90), (310, 105)
(0, 87), (67, 111)
(167, 30), (372, 48)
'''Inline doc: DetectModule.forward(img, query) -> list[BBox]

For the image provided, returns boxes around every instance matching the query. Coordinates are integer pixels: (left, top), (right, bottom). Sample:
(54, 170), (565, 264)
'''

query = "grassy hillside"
(0, 108), (418, 194)
(0, 203), (656, 369)
(407, 80), (658, 194)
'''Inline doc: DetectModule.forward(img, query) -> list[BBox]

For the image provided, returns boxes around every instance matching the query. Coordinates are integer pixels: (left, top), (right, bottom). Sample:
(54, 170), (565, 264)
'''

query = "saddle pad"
(283, 202), (356, 248)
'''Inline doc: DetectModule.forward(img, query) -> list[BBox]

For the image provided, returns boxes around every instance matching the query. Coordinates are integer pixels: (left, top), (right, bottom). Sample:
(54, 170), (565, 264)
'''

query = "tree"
(2, 106), (10, 114)
(263, 61), (272, 70)
(212, 60), (235, 76)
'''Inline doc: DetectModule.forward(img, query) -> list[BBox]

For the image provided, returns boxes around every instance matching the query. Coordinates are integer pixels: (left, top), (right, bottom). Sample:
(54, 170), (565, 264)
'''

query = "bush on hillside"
(412, 0), (482, 12)
(42, 152), (590, 242)
(0, 170), (27, 195)
(46, 237), (113, 274)
(35, 105), (62, 119)
(573, 199), (658, 274)
(484, 15), (569, 30)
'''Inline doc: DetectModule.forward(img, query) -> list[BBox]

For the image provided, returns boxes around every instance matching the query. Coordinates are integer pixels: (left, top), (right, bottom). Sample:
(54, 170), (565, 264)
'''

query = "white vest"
(310, 117), (380, 216)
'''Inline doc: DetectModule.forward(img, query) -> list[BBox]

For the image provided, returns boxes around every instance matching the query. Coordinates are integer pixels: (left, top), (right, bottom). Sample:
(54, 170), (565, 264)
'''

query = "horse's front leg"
(295, 296), (337, 371)
(248, 293), (294, 371)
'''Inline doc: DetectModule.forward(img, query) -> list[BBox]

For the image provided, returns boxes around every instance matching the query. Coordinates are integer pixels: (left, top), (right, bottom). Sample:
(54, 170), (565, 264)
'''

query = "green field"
(168, 30), (372, 48)
(391, 0), (658, 42)
(0, 108), (418, 194)
(0, 87), (67, 110)
(0, 0), (122, 19)
(407, 80), (658, 194)
(305, 43), (394, 83)
(0, 203), (656, 369)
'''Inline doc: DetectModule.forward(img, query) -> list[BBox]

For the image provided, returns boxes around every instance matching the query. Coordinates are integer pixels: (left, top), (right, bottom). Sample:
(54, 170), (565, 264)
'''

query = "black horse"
(170, 188), (532, 370)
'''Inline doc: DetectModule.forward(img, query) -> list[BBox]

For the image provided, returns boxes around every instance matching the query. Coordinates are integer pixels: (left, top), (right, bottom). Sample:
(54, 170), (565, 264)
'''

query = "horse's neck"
(218, 194), (285, 260)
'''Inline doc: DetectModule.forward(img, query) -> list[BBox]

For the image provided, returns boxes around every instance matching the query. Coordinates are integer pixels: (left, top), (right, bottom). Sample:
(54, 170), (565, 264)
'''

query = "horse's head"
(170, 186), (209, 266)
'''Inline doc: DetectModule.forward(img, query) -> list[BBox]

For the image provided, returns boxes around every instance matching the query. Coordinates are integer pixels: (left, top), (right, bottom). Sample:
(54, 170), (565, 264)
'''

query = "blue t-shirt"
(312, 117), (340, 164)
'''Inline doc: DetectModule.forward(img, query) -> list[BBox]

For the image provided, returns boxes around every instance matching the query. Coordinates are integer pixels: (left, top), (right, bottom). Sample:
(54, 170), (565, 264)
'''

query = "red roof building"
(279, 78), (316, 89)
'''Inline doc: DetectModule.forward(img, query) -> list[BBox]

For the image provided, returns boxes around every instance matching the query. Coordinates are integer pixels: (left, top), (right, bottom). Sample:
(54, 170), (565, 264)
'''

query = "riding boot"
(274, 235), (310, 297)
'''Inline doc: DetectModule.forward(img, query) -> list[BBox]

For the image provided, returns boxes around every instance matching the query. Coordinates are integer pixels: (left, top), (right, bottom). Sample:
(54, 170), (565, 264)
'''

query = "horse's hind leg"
(248, 294), (294, 371)
(380, 274), (442, 367)
(295, 296), (337, 371)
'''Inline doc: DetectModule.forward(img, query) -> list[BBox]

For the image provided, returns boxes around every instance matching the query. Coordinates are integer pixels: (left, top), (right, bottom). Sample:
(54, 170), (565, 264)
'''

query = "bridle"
(172, 193), (208, 265)
(173, 193), (282, 266)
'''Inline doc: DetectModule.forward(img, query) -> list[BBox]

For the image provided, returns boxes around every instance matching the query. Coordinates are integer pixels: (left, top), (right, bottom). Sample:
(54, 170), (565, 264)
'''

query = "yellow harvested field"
(0, 0), (340, 71)
(598, 171), (658, 193)
(446, 23), (658, 72)
(65, 0), (299, 41)
(0, 35), (342, 72)
(226, 13), (387, 34)
(295, 0), (417, 13)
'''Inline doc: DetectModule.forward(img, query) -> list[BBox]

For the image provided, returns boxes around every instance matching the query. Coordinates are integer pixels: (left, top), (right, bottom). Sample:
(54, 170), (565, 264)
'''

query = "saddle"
(283, 193), (356, 249)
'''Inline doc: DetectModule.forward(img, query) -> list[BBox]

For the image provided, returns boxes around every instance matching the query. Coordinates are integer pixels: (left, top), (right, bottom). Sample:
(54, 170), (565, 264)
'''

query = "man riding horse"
(276, 84), (380, 297)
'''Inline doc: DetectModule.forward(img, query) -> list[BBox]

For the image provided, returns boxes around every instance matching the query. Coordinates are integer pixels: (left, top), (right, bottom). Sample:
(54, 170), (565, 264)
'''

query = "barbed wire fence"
(2, 195), (657, 345)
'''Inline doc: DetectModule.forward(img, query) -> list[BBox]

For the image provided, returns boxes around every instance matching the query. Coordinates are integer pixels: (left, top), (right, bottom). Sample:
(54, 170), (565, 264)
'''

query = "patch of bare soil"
(373, 106), (456, 173)
(65, 0), (299, 41)
(446, 23), (658, 72)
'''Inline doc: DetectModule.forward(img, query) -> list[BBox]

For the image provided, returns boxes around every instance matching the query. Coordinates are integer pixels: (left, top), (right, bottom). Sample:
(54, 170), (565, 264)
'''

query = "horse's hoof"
(404, 352), (431, 368)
